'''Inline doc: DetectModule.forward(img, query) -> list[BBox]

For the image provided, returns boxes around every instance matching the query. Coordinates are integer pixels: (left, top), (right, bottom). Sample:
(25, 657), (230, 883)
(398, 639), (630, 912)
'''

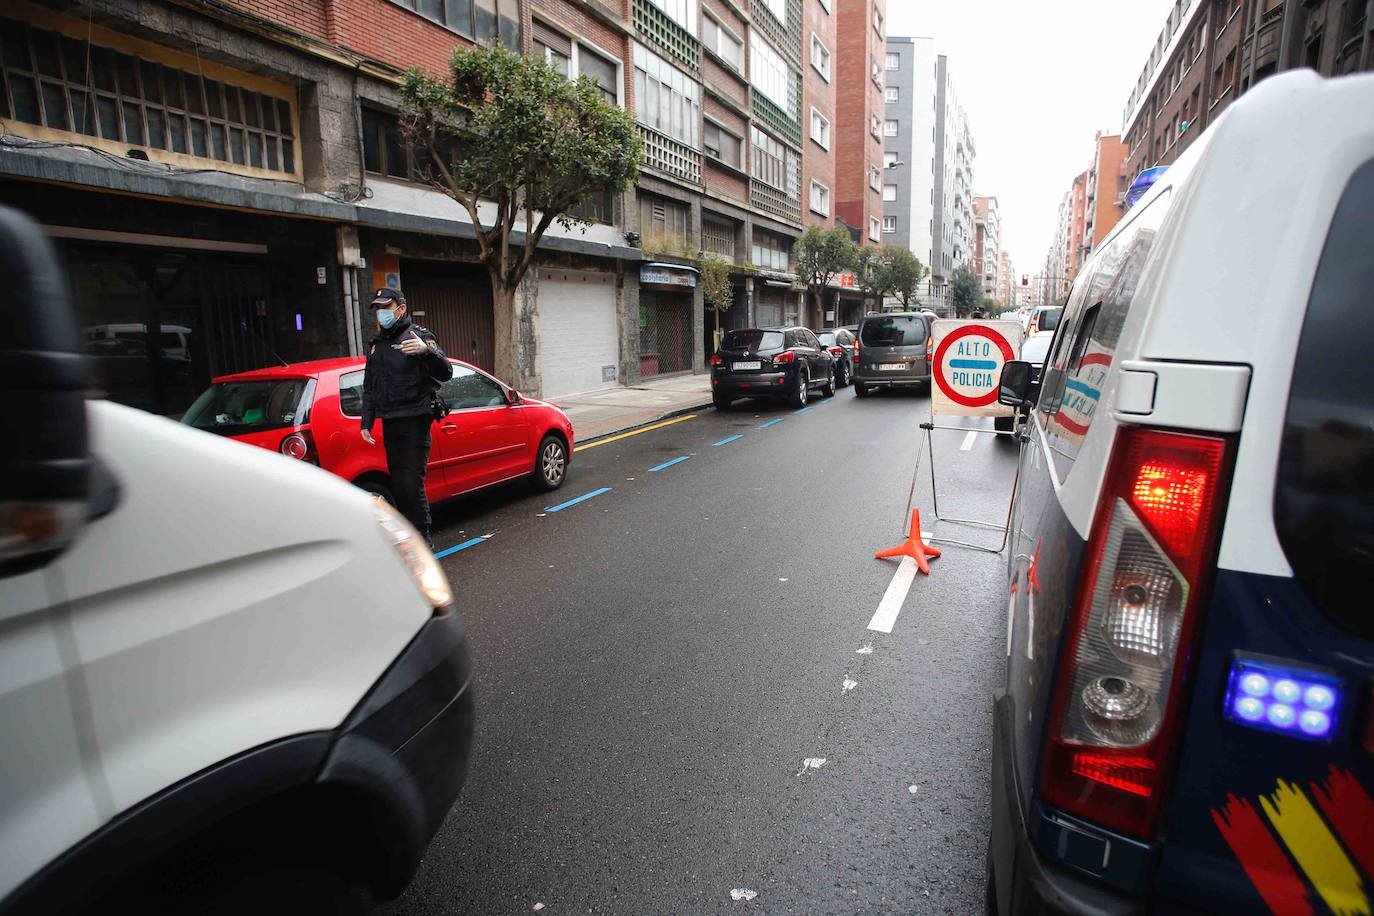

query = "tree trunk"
(490, 272), (520, 387)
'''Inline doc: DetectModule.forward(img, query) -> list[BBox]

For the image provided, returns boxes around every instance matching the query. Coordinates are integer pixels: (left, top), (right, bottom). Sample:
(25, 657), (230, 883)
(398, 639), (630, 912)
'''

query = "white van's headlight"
(373, 499), (453, 609)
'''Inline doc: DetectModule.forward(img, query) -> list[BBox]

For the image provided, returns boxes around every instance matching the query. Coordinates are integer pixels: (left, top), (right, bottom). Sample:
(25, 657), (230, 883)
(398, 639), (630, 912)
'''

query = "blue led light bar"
(1223, 658), (1343, 742)
(1124, 166), (1168, 209)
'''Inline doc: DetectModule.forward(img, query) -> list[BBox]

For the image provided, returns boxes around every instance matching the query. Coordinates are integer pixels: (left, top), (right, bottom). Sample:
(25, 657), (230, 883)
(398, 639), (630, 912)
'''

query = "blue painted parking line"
(545, 487), (612, 513)
(648, 456), (690, 472)
(795, 406), (811, 414)
(713, 434), (744, 447)
(759, 418), (784, 429)
(434, 536), (489, 559)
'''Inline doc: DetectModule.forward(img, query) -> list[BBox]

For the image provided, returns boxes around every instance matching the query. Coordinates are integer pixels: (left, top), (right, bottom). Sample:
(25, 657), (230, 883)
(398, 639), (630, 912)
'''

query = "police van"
(988, 71), (1374, 913)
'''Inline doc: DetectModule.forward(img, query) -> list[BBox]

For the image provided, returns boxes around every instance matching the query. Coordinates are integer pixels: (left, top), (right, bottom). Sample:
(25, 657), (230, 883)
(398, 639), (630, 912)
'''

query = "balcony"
(638, 124), (702, 185)
(634, 0), (701, 72)
(751, 178), (802, 224)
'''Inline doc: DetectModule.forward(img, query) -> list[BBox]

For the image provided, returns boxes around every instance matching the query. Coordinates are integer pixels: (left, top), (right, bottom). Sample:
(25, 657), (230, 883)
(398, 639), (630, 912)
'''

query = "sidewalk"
(551, 372), (714, 443)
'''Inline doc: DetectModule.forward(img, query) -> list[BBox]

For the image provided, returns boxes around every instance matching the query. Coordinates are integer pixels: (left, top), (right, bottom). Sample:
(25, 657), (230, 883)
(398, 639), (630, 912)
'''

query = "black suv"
(711, 327), (835, 409)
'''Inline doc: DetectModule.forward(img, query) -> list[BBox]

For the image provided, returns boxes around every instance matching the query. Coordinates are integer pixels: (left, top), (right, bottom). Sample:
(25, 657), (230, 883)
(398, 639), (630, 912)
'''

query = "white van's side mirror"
(0, 206), (97, 577)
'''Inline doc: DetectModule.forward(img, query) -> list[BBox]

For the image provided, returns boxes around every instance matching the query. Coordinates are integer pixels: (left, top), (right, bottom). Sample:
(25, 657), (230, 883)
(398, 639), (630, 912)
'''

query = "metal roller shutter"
(538, 269), (619, 399)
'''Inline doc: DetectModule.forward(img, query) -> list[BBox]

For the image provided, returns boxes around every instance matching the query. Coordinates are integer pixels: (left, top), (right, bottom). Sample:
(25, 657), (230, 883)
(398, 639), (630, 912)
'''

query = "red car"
(181, 356), (575, 504)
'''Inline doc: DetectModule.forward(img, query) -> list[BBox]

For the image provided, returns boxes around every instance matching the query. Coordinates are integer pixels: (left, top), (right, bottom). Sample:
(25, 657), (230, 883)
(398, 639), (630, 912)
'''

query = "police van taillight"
(1040, 427), (1233, 839)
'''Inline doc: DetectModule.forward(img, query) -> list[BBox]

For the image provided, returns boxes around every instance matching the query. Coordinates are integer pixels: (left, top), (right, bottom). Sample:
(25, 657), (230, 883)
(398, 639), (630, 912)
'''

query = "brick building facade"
(1122, 0), (1372, 188)
(834, 0), (886, 246)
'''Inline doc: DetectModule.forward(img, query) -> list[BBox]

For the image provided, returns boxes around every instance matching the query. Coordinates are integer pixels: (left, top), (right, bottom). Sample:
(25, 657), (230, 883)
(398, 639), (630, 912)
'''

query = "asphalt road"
(383, 383), (1021, 915)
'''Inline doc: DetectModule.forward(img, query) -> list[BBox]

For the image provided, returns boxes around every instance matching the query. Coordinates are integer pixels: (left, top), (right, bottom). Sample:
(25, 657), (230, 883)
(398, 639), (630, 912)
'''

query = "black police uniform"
(360, 311), (453, 541)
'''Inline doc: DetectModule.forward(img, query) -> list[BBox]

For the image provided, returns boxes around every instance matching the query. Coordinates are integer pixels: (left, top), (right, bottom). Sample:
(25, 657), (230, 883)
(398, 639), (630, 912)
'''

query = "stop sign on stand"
(930, 320), (1023, 418)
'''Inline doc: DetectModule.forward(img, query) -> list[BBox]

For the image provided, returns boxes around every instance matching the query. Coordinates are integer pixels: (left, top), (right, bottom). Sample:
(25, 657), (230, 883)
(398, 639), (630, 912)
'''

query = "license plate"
(881, 363), (906, 371)
(733, 361), (762, 370)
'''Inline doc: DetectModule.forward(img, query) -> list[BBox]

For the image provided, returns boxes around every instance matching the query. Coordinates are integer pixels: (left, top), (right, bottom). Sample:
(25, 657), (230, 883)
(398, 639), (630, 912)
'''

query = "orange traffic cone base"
(874, 508), (942, 575)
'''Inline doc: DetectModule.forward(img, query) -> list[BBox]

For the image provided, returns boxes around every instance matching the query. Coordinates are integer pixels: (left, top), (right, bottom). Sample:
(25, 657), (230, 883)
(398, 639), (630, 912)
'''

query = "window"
(442, 366), (506, 410)
(703, 219), (737, 258)
(809, 180), (830, 216)
(873, 3), (883, 36)
(869, 165), (881, 192)
(751, 125), (786, 189)
(884, 151), (898, 168)
(645, 0), (698, 35)
(751, 32), (795, 116)
(338, 371), (365, 417)
(871, 59), (882, 84)
(752, 229), (791, 270)
(702, 15), (743, 72)
(761, 0), (787, 23)
(818, 0), (832, 11)
(533, 22), (572, 76)
(364, 107), (460, 183)
(0, 17), (298, 174)
(392, 0), (519, 48)
(578, 46), (621, 105)
(870, 114), (881, 138)
(703, 120), (743, 169)
(809, 107), (830, 149)
(1275, 158), (1374, 638)
(883, 118), (898, 137)
(1037, 190), (1171, 472)
(882, 216), (897, 233)
(633, 43), (701, 145)
(882, 183), (897, 201)
(869, 216), (881, 241)
(885, 86), (899, 103)
(811, 34), (831, 81)
(639, 194), (691, 248)
(885, 52), (900, 70)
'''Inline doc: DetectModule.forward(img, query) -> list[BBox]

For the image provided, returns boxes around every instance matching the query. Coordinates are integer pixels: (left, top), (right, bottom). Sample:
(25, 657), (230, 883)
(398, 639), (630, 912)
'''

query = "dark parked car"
(852, 312), (932, 397)
(813, 328), (856, 387)
(711, 327), (835, 409)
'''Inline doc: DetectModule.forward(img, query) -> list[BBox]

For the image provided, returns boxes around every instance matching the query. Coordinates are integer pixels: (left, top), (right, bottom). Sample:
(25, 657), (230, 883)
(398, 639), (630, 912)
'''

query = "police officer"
(359, 288), (453, 543)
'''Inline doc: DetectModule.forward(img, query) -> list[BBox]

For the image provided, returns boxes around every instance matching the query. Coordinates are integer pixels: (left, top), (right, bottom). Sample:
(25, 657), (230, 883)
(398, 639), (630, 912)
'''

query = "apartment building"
(931, 55), (975, 293)
(880, 36), (936, 274)
(1081, 131), (1129, 263)
(972, 194), (1000, 301)
(835, 0), (888, 248)
(996, 249), (1014, 308)
(1121, 0), (1372, 188)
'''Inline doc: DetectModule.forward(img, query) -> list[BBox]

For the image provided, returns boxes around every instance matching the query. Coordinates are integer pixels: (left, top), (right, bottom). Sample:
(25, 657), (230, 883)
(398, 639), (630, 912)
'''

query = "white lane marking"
(867, 556), (919, 633)
(842, 678), (858, 693)
(959, 430), (978, 451)
(798, 757), (828, 774)
(730, 889), (758, 902)
(856, 644), (874, 655)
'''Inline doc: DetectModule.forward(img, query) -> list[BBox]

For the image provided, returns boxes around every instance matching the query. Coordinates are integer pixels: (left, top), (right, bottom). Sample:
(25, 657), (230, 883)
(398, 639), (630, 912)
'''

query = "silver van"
(852, 312), (931, 397)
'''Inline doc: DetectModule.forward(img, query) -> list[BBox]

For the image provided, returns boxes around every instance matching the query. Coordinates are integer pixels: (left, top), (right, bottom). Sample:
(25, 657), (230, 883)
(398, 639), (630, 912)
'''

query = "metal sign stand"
(916, 419), (1019, 554)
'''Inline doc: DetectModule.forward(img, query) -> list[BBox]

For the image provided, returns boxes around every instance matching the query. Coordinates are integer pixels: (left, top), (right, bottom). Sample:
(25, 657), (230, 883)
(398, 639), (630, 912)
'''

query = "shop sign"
(640, 263), (698, 288)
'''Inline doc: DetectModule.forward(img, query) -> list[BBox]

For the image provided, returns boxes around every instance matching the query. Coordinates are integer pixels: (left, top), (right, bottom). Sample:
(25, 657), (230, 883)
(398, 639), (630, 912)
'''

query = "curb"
(573, 399), (714, 447)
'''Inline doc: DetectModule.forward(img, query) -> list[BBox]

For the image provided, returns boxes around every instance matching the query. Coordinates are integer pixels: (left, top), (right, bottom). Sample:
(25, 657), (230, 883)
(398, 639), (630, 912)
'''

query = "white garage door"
(538, 269), (619, 399)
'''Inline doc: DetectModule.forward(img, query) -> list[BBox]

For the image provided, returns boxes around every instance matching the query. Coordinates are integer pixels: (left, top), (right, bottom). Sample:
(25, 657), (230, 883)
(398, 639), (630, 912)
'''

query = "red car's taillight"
(773, 350), (796, 365)
(830, 346), (844, 357)
(280, 429), (316, 463)
(711, 353), (724, 367)
(1040, 427), (1233, 839)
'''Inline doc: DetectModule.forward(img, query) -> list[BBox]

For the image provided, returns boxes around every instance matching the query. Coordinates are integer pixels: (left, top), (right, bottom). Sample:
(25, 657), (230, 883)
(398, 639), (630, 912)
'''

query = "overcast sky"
(886, 0), (1175, 278)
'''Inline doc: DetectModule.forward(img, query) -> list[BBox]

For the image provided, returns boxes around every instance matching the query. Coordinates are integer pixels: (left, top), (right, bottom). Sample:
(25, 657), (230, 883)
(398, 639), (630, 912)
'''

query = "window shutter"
(532, 21), (572, 57)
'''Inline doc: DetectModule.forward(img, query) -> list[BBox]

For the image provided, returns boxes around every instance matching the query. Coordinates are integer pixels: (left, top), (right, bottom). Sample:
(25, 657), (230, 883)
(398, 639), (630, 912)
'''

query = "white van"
(0, 208), (474, 912)
(988, 71), (1374, 913)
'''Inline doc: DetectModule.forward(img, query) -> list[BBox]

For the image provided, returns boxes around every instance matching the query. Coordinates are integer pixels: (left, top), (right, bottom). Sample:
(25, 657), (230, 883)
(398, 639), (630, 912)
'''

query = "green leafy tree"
(795, 226), (857, 326)
(949, 264), (983, 318)
(701, 255), (734, 351)
(872, 246), (928, 307)
(401, 46), (642, 389)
